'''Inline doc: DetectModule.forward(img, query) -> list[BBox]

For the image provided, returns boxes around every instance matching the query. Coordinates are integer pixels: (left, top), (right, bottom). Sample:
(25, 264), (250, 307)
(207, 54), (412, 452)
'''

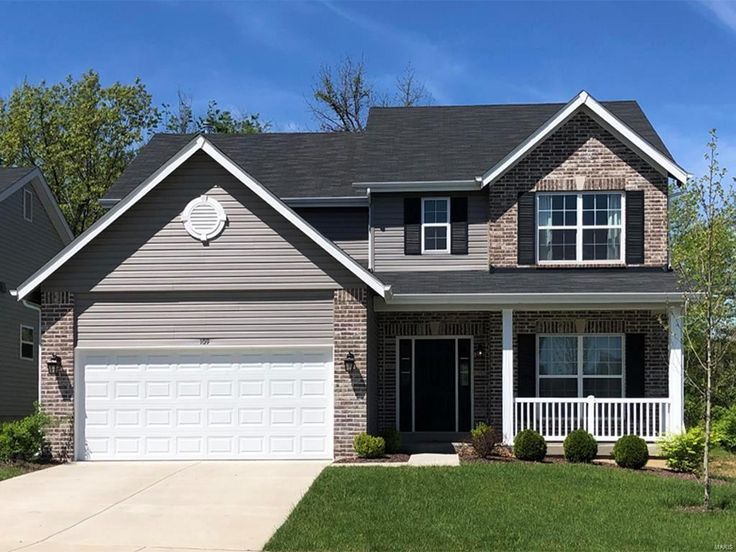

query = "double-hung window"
(537, 192), (623, 263)
(20, 325), (34, 361)
(537, 335), (624, 398)
(421, 197), (450, 253)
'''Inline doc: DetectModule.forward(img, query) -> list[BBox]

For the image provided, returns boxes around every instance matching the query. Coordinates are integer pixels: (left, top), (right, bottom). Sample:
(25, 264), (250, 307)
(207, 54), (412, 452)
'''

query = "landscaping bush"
(612, 435), (649, 469)
(563, 429), (598, 463)
(658, 427), (705, 473)
(381, 428), (401, 454)
(712, 406), (736, 453)
(513, 429), (546, 461)
(353, 433), (385, 458)
(0, 406), (51, 462)
(471, 423), (500, 458)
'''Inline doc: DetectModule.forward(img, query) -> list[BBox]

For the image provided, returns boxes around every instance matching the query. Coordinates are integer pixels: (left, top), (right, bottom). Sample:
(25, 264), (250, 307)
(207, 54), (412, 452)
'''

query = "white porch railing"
(513, 397), (672, 442)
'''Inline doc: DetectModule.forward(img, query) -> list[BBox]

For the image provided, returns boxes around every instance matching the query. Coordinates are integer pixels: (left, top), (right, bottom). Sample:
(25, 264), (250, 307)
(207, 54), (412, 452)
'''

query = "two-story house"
(0, 167), (72, 421)
(15, 91), (688, 461)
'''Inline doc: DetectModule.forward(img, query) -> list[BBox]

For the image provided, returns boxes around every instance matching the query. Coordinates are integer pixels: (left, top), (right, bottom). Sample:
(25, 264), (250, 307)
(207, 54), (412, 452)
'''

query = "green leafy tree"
(309, 57), (432, 132)
(0, 71), (160, 234)
(161, 90), (267, 134)
(671, 130), (736, 509)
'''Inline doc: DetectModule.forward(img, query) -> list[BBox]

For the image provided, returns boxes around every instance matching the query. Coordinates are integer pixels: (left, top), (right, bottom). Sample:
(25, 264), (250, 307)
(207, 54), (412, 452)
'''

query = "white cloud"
(694, 0), (736, 33)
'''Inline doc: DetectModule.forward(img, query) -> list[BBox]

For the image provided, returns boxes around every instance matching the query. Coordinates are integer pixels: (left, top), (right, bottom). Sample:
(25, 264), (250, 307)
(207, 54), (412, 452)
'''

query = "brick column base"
(333, 288), (369, 457)
(40, 291), (75, 461)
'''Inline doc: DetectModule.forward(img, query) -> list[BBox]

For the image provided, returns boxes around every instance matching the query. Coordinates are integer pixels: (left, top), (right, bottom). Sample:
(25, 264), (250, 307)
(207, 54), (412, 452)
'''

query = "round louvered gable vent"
(181, 195), (227, 242)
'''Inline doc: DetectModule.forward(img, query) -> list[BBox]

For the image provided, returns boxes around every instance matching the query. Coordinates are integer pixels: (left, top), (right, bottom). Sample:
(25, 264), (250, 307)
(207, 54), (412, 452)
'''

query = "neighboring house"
(0, 167), (73, 421)
(15, 91), (689, 461)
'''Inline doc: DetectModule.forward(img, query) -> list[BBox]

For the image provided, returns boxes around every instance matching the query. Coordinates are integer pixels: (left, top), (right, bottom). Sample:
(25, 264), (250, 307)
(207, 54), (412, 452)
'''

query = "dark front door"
(414, 339), (456, 431)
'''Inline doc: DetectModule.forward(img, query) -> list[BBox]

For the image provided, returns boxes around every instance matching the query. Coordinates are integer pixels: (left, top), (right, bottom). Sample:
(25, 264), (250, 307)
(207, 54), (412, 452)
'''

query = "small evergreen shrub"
(713, 406), (736, 453)
(381, 428), (401, 454)
(658, 427), (705, 473)
(353, 433), (385, 458)
(471, 422), (500, 458)
(563, 429), (598, 463)
(513, 429), (547, 461)
(612, 435), (649, 469)
(0, 405), (51, 462)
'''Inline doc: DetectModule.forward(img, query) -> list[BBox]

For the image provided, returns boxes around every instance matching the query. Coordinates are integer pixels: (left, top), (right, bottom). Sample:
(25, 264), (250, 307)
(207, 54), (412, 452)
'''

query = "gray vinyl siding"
(296, 207), (368, 266)
(0, 183), (67, 419)
(45, 152), (361, 292)
(75, 291), (334, 348)
(371, 191), (489, 271)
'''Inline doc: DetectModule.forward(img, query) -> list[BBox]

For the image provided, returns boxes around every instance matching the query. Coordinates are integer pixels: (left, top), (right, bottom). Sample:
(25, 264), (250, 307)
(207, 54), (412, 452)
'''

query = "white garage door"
(76, 348), (333, 460)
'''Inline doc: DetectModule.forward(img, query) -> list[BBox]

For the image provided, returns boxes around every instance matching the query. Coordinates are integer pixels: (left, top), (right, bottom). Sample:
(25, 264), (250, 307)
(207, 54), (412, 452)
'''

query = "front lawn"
(267, 462), (736, 551)
(0, 464), (30, 482)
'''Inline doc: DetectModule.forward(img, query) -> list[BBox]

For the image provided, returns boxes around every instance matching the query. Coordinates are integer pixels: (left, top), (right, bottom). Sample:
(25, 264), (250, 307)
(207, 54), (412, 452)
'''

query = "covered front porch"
(373, 299), (684, 446)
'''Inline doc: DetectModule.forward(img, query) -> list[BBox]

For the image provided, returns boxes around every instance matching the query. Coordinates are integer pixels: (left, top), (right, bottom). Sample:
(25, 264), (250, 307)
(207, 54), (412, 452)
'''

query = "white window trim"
(420, 197), (451, 254)
(23, 188), (33, 222)
(20, 324), (35, 361)
(535, 334), (626, 398)
(536, 191), (626, 265)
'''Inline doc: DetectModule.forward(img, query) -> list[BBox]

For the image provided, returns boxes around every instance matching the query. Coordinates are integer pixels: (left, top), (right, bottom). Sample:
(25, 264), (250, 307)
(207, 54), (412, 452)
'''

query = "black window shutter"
(625, 334), (646, 398)
(404, 198), (421, 255)
(517, 334), (536, 397)
(626, 190), (645, 265)
(517, 192), (536, 265)
(450, 197), (468, 255)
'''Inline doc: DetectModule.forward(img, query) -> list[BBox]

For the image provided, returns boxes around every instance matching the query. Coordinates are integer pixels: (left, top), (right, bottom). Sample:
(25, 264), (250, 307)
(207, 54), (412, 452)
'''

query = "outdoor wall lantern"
(47, 354), (62, 375)
(344, 351), (356, 372)
(474, 344), (485, 359)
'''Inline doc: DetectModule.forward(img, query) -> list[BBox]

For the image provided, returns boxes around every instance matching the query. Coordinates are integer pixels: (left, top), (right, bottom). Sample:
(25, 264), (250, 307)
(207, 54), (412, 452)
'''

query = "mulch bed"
(334, 453), (411, 464)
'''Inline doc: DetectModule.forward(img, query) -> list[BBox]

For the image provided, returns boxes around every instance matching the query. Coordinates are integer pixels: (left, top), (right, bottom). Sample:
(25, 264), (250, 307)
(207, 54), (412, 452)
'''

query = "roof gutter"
(353, 180), (482, 193)
(383, 291), (686, 306)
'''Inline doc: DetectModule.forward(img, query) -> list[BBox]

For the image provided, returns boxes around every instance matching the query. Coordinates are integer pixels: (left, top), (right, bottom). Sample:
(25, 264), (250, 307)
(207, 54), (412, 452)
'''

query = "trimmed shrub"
(513, 429), (547, 461)
(658, 427), (705, 473)
(713, 406), (736, 453)
(563, 429), (598, 463)
(381, 428), (401, 454)
(612, 435), (649, 469)
(353, 433), (385, 458)
(471, 423), (500, 458)
(0, 405), (51, 462)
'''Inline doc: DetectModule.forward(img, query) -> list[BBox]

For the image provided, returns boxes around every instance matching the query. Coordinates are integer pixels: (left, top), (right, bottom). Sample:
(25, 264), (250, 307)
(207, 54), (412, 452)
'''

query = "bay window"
(537, 335), (624, 398)
(537, 192), (623, 263)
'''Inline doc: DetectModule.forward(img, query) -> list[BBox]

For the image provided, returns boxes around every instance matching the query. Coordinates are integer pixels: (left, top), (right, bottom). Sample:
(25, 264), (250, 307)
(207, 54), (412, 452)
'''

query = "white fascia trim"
(384, 291), (685, 306)
(481, 90), (689, 186)
(0, 168), (73, 243)
(353, 180), (482, 192)
(15, 135), (389, 300)
(283, 196), (368, 207)
(200, 140), (388, 297)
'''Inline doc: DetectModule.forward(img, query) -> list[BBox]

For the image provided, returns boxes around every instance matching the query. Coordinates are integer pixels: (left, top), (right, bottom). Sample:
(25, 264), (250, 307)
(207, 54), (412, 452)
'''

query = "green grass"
(267, 462), (736, 551)
(0, 464), (29, 482)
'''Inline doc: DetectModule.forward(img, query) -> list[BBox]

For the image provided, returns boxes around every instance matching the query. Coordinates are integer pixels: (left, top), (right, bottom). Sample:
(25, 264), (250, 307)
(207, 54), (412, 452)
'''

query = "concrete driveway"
(0, 460), (327, 552)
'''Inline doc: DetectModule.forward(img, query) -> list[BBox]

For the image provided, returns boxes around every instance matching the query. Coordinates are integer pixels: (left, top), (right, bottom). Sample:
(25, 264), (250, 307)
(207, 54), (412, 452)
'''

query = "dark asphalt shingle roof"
(104, 100), (672, 201)
(378, 269), (681, 295)
(0, 167), (35, 196)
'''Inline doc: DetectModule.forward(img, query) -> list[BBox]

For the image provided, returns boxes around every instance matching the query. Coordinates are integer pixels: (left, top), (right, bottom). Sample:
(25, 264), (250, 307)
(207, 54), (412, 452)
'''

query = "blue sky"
(1, 0), (735, 177)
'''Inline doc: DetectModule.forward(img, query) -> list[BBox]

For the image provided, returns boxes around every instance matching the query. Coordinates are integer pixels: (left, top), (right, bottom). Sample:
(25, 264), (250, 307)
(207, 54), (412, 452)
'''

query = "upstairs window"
(23, 188), (33, 222)
(537, 192), (623, 263)
(421, 197), (450, 253)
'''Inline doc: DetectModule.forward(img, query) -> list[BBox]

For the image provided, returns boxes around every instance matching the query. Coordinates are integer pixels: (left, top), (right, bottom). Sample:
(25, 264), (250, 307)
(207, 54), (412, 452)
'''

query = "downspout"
(21, 300), (42, 407)
(367, 187), (374, 271)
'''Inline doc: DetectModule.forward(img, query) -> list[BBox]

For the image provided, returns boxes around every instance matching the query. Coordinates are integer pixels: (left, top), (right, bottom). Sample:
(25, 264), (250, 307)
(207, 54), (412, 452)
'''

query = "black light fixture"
(474, 344), (485, 359)
(47, 354), (62, 375)
(343, 351), (356, 372)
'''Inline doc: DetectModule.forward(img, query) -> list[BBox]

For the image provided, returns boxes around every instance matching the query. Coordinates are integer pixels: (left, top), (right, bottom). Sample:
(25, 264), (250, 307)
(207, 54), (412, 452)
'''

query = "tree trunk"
(704, 335), (712, 509)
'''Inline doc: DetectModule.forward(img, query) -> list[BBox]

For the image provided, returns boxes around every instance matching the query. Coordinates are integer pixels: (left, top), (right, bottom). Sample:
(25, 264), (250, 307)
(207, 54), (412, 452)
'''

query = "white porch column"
(502, 308), (514, 444)
(668, 306), (685, 434)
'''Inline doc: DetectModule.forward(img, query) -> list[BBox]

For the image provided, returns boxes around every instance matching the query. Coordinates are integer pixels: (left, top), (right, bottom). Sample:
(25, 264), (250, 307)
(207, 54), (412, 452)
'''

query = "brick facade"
(40, 291), (75, 461)
(375, 309), (669, 434)
(489, 111), (669, 268)
(376, 311), (503, 432)
(333, 288), (370, 457)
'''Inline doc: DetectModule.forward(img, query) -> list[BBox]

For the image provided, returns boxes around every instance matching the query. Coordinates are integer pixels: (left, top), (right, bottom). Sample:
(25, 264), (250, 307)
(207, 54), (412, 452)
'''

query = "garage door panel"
(79, 348), (333, 460)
